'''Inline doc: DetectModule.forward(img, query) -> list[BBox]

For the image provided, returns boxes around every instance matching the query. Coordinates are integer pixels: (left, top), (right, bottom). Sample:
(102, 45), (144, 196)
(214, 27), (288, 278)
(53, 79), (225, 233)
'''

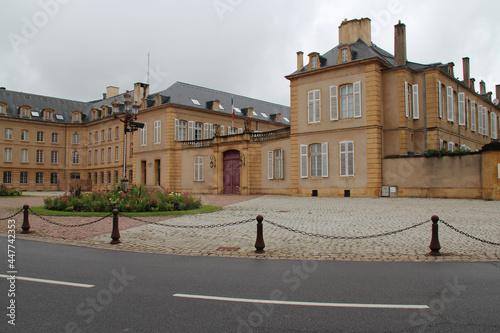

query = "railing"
(251, 127), (290, 142)
(181, 139), (214, 148)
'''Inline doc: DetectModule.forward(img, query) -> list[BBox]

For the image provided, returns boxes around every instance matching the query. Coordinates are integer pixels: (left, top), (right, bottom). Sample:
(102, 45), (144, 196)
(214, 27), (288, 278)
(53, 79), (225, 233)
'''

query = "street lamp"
(112, 91), (141, 192)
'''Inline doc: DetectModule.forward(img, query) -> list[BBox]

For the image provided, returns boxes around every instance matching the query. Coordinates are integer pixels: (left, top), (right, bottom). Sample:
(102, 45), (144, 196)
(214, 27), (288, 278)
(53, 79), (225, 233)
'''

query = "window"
(20, 172), (28, 184)
(4, 148), (12, 162)
(300, 143), (328, 178)
(50, 173), (58, 184)
(21, 149), (28, 162)
(51, 150), (58, 164)
(70, 173), (80, 180)
(44, 110), (52, 120)
(95, 131), (98, 142)
(194, 156), (203, 181)
(491, 112), (498, 140)
(108, 147), (111, 162)
(191, 98), (201, 106)
(188, 122), (202, 140)
(108, 128), (112, 140)
(73, 113), (80, 122)
(331, 82), (361, 120)
(36, 172), (43, 184)
(21, 130), (29, 141)
(153, 121), (161, 144)
(56, 115), (64, 121)
(114, 171), (118, 183)
(93, 172), (97, 184)
(115, 126), (119, 138)
(340, 141), (354, 177)
(100, 172), (104, 184)
(36, 150), (43, 163)
(311, 56), (318, 69)
(88, 132), (92, 144)
(95, 150), (98, 164)
(21, 107), (29, 117)
(175, 119), (187, 141)
(220, 125), (225, 136)
(88, 150), (92, 164)
(3, 171), (12, 183)
(458, 93), (466, 126)
(101, 149), (104, 163)
(72, 133), (80, 144)
(141, 124), (147, 146)
(204, 123), (213, 139)
(438, 81), (444, 119)
(484, 108), (489, 137)
(478, 105), (484, 135)
(5, 128), (12, 140)
(0, 104), (5, 114)
(412, 84), (419, 119)
(471, 101), (476, 132)
(308, 89), (321, 123)
(72, 151), (79, 164)
(115, 146), (119, 161)
(448, 142), (455, 151)
(341, 48), (348, 63)
(268, 149), (284, 180)
(101, 130), (105, 142)
(446, 86), (455, 122)
(52, 132), (58, 143)
(37, 131), (44, 142)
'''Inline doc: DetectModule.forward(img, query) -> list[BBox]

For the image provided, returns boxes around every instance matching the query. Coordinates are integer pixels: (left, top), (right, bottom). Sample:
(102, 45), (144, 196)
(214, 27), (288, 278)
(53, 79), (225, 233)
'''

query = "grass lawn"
(29, 205), (220, 217)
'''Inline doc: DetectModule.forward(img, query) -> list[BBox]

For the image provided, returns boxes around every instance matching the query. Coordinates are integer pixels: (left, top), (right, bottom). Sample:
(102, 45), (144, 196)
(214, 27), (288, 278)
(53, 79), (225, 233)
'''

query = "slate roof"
(287, 39), (451, 76)
(0, 81), (291, 125)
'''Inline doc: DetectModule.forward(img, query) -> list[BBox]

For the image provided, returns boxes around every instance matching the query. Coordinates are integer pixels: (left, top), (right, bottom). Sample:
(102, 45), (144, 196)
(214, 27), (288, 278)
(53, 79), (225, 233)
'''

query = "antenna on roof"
(147, 52), (150, 85)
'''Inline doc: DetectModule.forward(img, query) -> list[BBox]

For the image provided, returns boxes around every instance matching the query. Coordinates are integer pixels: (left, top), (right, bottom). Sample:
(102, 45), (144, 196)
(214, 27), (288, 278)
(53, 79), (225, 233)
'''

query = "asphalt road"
(0, 237), (499, 333)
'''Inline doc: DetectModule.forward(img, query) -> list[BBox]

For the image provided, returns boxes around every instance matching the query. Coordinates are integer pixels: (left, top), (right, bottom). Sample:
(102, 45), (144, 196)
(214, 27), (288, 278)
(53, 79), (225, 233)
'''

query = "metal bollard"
(429, 215), (441, 255)
(21, 205), (30, 234)
(254, 215), (265, 253)
(110, 209), (121, 244)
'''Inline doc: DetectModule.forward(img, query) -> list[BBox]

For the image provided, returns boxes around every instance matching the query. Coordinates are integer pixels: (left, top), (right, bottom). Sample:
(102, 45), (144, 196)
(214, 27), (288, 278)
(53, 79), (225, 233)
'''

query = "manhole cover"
(216, 247), (240, 252)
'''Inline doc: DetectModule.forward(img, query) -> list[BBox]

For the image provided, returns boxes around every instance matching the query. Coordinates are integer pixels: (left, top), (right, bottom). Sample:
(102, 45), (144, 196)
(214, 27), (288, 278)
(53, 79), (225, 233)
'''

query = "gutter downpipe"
(423, 72), (427, 151)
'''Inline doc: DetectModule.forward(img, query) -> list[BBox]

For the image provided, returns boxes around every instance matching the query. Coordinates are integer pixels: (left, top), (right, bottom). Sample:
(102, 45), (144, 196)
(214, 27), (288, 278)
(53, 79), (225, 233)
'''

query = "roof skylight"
(253, 111), (258, 117)
(283, 117), (290, 122)
(31, 111), (40, 117)
(219, 104), (224, 110)
(261, 113), (268, 118)
(191, 98), (201, 106)
(234, 107), (241, 113)
(56, 115), (64, 120)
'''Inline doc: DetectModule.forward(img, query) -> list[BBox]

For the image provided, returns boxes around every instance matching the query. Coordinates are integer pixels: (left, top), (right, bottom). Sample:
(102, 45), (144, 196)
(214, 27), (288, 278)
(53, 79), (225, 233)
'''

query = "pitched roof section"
(0, 89), (90, 123)
(287, 39), (449, 76)
(151, 81), (290, 123)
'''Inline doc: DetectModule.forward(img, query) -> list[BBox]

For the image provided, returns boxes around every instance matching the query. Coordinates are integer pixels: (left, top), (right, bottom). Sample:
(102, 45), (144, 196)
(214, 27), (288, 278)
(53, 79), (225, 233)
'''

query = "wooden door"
(223, 150), (240, 194)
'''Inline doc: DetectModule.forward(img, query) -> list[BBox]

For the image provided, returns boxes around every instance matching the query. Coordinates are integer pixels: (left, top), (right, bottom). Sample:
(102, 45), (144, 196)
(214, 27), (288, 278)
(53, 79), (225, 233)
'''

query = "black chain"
(119, 213), (255, 229)
(29, 209), (112, 228)
(0, 208), (24, 221)
(440, 220), (500, 246)
(265, 219), (431, 240)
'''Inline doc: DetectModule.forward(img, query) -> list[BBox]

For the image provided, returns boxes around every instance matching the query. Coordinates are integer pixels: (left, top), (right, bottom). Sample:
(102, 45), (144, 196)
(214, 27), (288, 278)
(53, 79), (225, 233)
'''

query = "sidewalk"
(2, 194), (499, 261)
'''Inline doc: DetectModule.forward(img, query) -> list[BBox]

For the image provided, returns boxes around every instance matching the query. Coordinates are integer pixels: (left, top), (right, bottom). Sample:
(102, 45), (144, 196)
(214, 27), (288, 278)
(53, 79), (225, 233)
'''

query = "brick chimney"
(106, 86), (119, 99)
(133, 82), (150, 106)
(496, 84), (500, 102)
(470, 78), (475, 92)
(480, 80), (486, 94)
(394, 20), (407, 67)
(462, 57), (470, 88)
(297, 51), (304, 71)
(338, 18), (372, 46)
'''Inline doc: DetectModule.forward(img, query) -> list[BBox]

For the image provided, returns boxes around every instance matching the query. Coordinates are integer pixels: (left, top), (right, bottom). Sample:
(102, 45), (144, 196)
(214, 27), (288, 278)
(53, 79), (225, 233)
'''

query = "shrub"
(44, 185), (202, 212)
(0, 184), (22, 196)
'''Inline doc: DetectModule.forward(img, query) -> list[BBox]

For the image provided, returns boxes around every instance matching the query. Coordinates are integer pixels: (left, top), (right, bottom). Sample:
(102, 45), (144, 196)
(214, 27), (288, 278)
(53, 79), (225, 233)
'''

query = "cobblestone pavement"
(2, 195), (499, 261)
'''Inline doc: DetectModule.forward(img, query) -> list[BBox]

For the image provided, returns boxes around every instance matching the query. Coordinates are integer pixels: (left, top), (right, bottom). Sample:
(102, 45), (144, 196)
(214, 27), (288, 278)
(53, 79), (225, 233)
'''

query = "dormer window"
(212, 100), (220, 111)
(276, 113), (282, 122)
(0, 104), (6, 114)
(20, 107), (30, 117)
(44, 110), (52, 120)
(72, 112), (81, 123)
(102, 106), (108, 117)
(155, 95), (162, 106)
(141, 99), (147, 109)
(338, 46), (352, 63)
(307, 52), (321, 70)
(311, 57), (317, 68)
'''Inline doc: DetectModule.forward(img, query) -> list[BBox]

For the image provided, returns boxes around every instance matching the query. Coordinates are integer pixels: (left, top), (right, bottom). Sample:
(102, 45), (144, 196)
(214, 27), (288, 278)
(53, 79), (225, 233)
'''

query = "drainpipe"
(423, 72), (427, 151)
(457, 83), (461, 148)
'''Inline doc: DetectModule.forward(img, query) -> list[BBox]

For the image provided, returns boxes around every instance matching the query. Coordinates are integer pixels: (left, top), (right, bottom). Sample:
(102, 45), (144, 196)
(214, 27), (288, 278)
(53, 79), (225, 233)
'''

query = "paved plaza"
(4, 194), (498, 261)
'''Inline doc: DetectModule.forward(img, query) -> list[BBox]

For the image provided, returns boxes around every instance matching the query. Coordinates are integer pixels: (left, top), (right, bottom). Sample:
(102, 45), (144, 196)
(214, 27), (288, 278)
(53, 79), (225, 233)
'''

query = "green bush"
(44, 185), (201, 213)
(424, 148), (473, 157)
(0, 184), (22, 196)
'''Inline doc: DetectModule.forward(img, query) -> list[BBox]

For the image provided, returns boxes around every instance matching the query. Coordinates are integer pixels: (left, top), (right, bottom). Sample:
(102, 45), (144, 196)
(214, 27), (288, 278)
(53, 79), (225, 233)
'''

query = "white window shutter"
(471, 101), (476, 132)
(175, 119), (179, 141)
(447, 86), (454, 122)
(308, 91), (314, 123)
(204, 123), (209, 139)
(439, 139), (444, 149)
(478, 106), (483, 134)
(221, 125), (225, 136)
(188, 121), (194, 140)
(330, 86), (338, 120)
(194, 157), (199, 181)
(199, 157), (203, 181)
(484, 108), (489, 137)
(347, 141), (354, 176)
(300, 145), (308, 178)
(340, 142), (346, 177)
(314, 90), (321, 122)
(490, 113), (496, 139)
(209, 123), (213, 138)
(268, 151), (273, 180)
(458, 92), (465, 126)
(438, 81), (444, 119)
(405, 82), (410, 118)
(279, 149), (284, 179)
(353, 81), (361, 118)
(321, 142), (328, 177)
(412, 84), (419, 119)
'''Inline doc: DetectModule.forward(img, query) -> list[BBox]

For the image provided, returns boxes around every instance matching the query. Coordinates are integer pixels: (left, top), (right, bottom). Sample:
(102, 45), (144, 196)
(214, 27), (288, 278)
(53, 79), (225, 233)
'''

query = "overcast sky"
(1, 0), (499, 106)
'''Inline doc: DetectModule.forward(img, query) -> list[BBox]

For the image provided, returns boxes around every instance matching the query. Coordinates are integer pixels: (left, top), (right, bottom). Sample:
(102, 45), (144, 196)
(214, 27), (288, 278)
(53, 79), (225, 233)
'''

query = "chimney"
(297, 51), (304, 71)
(394, 20), (407, 67)
(338, 18), (372, 46)
(133, 82), (150, 105)
(448, 62), (455, 78)
(480, 80), (486, 94)
(106, 86), (119, 99)
(496, 84), (500, 101)
(462, 57), (470, 88)
(470, 78), (476, 92)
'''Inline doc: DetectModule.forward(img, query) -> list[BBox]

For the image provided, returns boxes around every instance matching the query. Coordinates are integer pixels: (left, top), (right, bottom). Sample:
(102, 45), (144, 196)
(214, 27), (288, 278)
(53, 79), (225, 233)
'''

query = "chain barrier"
(28, 208), (112, 228)
(0, 208), (24, 221)
(264, 219), (431, 240)
(440, 220), (500, 246)
(119, 213), (255, 229)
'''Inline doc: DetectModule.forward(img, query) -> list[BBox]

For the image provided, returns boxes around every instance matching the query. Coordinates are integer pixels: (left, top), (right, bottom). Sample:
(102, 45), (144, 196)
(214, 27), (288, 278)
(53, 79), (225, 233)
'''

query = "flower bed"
(0, 184), (22, 196)
(44, 185), (201, 212)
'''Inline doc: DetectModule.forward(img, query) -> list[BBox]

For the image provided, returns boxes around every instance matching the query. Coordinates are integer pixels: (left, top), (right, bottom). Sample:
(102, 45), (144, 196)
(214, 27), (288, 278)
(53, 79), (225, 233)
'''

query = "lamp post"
(112, 91), (140, 192)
